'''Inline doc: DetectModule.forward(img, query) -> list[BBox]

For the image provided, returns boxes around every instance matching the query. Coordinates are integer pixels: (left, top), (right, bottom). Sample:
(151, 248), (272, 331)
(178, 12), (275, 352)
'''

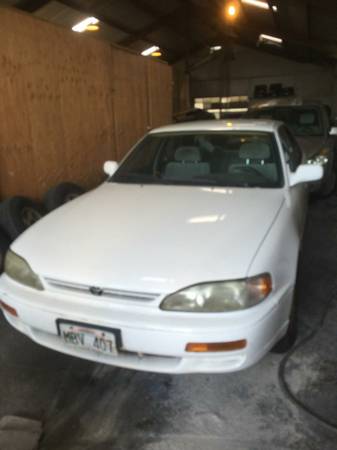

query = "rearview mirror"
(289, 164), (323, 187)
(103, 161), (118, 177)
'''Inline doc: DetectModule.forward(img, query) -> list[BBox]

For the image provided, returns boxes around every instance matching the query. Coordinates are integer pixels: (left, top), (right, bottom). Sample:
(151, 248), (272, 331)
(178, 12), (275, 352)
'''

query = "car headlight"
(4, 250), (44, 291)
(308, 148), (330, 166)
(160, 274), (272, 313)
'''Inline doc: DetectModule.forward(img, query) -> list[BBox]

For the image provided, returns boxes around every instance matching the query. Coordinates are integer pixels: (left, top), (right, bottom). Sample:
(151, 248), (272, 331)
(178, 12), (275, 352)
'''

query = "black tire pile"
(0, 182), (85, 273)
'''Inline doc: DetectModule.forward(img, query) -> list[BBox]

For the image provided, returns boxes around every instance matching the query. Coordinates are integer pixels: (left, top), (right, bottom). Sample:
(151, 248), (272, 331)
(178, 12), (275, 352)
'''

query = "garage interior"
(0, 1), (337, 449)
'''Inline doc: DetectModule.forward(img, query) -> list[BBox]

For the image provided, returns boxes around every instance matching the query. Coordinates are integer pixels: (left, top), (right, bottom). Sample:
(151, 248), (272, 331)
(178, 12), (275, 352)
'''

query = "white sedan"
(0, 120), (322, 374)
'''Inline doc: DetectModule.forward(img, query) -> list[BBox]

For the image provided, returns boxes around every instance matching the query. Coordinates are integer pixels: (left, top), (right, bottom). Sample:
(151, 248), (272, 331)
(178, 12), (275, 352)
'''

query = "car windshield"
(247, 107), (323, 137)
(112, 131), (284, 188)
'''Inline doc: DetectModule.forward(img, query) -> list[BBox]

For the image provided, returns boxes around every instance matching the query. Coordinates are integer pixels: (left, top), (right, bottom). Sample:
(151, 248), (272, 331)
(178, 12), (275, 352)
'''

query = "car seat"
(164, 146), (210, 179)
(229, 141), (277, 182)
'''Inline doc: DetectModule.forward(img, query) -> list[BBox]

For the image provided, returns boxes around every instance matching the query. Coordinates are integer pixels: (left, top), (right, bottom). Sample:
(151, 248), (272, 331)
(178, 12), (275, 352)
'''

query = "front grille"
(44, 278), (160, 302)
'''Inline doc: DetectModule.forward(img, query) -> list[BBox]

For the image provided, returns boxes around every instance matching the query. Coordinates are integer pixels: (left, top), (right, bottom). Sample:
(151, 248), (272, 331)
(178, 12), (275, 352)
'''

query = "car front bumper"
(0, 275), (293, 374)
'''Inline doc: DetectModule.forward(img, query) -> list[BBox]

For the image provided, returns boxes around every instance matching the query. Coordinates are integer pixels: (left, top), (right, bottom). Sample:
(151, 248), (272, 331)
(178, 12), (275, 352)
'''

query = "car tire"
(320, 153), (336, 197)
(44, 182), (85, 212)
(0, 230), (10, 273)
(0, 196), (46, 241)
(320, 170), (336, 197)
(271, 295), (298, 354)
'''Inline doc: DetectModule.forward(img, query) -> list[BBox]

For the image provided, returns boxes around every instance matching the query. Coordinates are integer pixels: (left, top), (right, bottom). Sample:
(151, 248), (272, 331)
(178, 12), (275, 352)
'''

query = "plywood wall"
(0, 7), (173, 199)
(113, 48), (149, 161)
(147, 58), (173, 129)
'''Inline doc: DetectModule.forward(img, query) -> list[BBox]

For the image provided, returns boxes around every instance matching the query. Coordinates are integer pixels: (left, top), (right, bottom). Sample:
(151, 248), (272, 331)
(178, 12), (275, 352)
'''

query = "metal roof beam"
(118, 2), (199, 48)
(57, 0), (179, 58)
(58, 0), (138, 36)
(172, 11), (333, 66)
(15, 0), (50, 12)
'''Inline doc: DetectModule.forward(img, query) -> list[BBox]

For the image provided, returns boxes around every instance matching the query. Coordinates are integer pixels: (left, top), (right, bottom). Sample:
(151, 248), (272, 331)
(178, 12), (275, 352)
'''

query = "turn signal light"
(0, 300), (18, 317)
(185, 340), (247, 353)
(248, 273), (272, 298)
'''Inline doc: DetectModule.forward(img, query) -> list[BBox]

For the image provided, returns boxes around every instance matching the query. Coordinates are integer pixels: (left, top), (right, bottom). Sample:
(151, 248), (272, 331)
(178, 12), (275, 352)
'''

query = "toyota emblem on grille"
(89, 286), (104, 296)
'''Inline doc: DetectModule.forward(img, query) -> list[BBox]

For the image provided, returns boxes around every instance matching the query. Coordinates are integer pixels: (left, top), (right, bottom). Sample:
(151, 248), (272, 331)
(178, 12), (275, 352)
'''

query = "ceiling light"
(259, 33), (283, 45)
(151, 51), (162, 57)
(225, 1), (239, 19)
(86, 24), (100, 31)
(223, 108), (248, 113)
(228, 5), (237, 16)
(242, 0), (278, 11)
(72, 17), (99, 33)
(210, 45), (222, 52)
(141, 45), (160, 56)
(242, 0), (268, 9)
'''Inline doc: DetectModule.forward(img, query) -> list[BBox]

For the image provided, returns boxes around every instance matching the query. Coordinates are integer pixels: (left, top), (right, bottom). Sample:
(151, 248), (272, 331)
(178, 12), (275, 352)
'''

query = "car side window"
(278, 126), (302, 172)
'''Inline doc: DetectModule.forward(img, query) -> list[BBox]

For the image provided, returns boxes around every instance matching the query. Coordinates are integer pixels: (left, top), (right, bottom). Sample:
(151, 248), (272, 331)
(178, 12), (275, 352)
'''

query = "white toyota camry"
(0, 120), (323, 374)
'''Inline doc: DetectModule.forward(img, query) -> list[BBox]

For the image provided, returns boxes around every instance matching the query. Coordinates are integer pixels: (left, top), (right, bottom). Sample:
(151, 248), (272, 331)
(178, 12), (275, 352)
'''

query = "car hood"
(295, 136), (326, 158)
(12, 183), (285, 294)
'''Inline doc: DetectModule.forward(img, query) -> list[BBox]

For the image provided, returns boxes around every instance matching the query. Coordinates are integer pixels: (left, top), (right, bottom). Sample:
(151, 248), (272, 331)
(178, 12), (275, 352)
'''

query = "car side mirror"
(289, 164), (323, 187)
(103, 161), (118, 177)
(329, 126), (337, 136)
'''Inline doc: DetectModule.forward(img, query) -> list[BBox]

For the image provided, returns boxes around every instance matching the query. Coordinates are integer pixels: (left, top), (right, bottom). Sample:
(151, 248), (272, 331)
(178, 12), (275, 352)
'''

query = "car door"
(278, 125), (308, 239)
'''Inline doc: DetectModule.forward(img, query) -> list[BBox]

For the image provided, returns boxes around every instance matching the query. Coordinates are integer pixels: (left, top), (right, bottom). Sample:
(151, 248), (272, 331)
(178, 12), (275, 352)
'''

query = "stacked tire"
(43, 182), (85, 212)
(0, 197), (46, 241)
(0, 182), (85, 274)
(0, 230), (10, 273)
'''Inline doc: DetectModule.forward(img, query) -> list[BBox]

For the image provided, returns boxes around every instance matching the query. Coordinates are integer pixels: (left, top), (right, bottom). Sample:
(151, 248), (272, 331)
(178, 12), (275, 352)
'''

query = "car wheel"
(0, 196), (46, 240)
(0, 230), (10, 273)
(271, 295), (298, 354)
(320, 153), (336, 197)
(44, 182), (85, 212)
(320, 170), (336, 197)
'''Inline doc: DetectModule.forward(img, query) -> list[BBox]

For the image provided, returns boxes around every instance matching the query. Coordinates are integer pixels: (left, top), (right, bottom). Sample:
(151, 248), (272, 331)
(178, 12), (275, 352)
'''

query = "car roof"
(150, 119), (282, 134)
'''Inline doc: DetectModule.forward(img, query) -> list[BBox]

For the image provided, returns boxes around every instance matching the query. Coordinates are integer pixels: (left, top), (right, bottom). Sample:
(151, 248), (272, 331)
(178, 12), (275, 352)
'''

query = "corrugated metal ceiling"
(0, 0), (337, 65)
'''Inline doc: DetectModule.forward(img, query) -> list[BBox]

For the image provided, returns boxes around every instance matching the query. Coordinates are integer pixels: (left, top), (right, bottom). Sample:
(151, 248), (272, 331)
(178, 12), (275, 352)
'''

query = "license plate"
(57, 320), (121, 357)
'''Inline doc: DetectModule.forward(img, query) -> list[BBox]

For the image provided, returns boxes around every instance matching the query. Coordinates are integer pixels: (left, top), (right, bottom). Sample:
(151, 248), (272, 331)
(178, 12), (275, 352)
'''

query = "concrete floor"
(0, 197), (336, 450)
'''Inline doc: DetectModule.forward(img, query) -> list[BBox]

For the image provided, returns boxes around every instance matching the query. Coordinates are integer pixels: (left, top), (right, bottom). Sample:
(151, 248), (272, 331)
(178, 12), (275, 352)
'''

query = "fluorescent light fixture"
(210, 45), (222, 52)
(259, 33), (283, 45)
(72, 17), (99, 33)
(223, 108), (248, 113)
(242, 0), (268, 9)
(242, 0), (277, 11)
(141, 45), (160, 56)
(208, 108), (248, 113)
